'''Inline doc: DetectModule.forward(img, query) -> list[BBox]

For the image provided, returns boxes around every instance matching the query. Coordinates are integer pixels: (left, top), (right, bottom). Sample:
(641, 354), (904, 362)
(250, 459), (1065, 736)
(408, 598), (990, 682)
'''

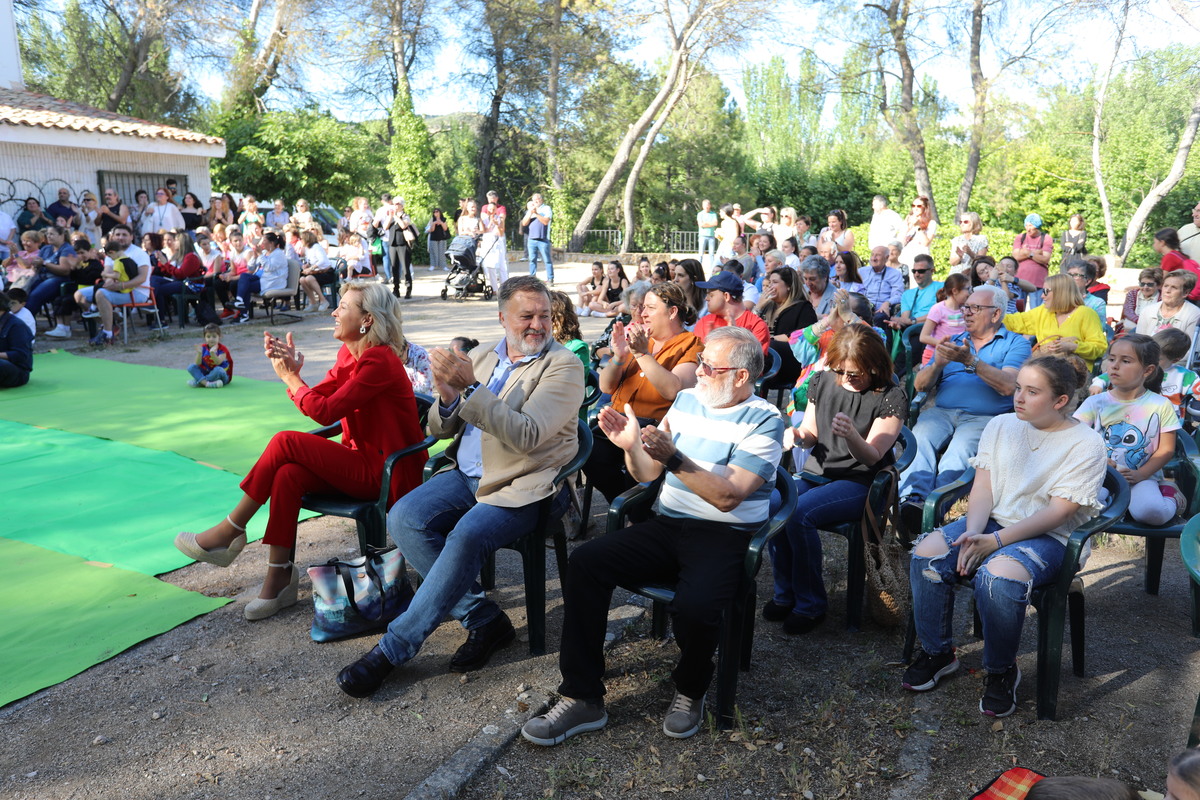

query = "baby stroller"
(441, 235), (493, 300)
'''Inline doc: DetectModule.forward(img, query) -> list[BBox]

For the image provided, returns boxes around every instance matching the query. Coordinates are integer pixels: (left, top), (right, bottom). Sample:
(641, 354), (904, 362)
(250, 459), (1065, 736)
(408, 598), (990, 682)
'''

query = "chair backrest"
(284, 258), (302, 292)
(745, 465), (799, 577)
(414, 392), (433, 427)
(581, 369), (601, 412)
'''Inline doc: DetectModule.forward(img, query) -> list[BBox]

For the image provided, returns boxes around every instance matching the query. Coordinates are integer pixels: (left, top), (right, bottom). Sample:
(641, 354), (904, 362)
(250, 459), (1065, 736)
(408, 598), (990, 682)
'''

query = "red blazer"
(289, 343), (427, 503)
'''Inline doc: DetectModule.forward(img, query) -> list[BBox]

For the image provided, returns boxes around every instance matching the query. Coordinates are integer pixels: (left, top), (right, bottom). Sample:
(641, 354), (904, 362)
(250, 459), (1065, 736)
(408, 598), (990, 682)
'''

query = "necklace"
(1025, 419), (1065, 451)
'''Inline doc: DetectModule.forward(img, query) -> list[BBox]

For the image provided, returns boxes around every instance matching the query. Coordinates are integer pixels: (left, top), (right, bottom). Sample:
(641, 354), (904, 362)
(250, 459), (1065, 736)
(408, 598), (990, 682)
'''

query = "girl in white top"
(479, 191), (509, 291)
(904, 355), (1106, 718)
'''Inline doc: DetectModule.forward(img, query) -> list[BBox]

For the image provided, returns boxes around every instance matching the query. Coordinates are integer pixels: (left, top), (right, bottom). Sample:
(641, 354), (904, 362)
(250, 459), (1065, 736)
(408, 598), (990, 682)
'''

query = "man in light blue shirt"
(860, 245), (904, 324)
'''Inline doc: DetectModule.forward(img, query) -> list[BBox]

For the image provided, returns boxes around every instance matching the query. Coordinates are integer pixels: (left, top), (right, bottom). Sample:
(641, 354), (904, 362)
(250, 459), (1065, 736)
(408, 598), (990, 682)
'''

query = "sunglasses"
(911, 268), (931, 275)
(959, 219), (972, 224)
(1140, 282), (1160, 288)
(831, 367), (866, 380)
(696, 355), (738, 374)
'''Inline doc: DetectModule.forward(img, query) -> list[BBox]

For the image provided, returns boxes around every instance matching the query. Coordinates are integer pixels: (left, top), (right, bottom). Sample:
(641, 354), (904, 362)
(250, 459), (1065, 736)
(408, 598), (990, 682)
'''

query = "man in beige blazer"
(338, 275), (585, 697)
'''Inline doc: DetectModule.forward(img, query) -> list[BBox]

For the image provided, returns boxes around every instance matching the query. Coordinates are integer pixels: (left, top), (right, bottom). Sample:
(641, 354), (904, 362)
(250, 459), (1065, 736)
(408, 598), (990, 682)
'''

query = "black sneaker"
(761, 600), (790, 622)
(899, 497), (925, 538)
(980, 665), (1021, 717)
(901, 648), (959, 691)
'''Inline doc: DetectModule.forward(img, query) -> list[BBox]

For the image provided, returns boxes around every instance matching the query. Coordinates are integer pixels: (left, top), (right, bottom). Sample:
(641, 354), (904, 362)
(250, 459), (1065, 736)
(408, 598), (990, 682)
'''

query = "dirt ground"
(5, 263), (1199, 800)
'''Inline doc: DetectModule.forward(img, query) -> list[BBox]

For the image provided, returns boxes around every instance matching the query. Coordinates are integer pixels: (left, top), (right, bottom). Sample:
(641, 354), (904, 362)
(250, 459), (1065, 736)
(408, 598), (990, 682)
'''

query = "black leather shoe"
(337, 645), (394, 698)
(761, 600), (790, 622)
(783, 612), (826, 636)
(404, 283), (413, 299)
(449, 614), (516, 673)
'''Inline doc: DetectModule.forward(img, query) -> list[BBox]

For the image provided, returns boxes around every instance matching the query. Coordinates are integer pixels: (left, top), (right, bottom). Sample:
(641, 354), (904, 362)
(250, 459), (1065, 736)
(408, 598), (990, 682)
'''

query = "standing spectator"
(1154, 228), (1200, 302)
(236, 195), (264, 237)
(1012, 213), (1054, 290)
(0, 290), (33, 388)
(794, 214), (817, 247)
(1060, 213), (1088, 272)
(480, 191), (510, 291)
(179, 193), (205, 233)
(1179, 200), (1200, 262)
(692, 271), (770, 353)
(129, 190), (150, 234)
(337, 205), (352, 236)
(818, 209), (855, 252)
(742, 206), (779, 238)
(47, 187), (80, 229)
(0, 202), (17, 260)
(949, 211), (988, 275)
(349, 196), (375, 272)
(715, 203), (741, 261)
(17, 197), (53, 234)
(265, 200), (291, 229)
(372, 193), (402, 285)
(775, 207), (799, 243)
(292, 199), (315, 231)
(523, 192), (554, 283)
(860, 245), (905, 323)
(98, 189), (130, 239)
(78, 192), (103, 245)
(426, 208), (451, 271)
(142, 188), (185, 235)
(868, 195), (905, 250)
(164, 178), (181, 203)
(206, 195), (234, 229)
(696, 199), (718, 265)
(899, 195), (938, 273)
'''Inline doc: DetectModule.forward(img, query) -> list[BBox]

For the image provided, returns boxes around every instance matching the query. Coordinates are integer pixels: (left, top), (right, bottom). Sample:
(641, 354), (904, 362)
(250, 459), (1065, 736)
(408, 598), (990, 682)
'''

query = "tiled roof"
(0, 87), (223, 145)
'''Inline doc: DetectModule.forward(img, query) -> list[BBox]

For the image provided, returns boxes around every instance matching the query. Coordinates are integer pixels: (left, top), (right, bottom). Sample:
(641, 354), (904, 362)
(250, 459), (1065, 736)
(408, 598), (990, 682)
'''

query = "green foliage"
(18, 0), (204, 127)
(211, 110), (388, 207)
(388, 86), (437, 222)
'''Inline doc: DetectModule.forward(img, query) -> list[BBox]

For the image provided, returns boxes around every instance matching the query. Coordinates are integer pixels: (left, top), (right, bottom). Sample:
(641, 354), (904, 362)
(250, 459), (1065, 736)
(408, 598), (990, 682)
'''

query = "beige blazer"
(429, 340), (584, 507)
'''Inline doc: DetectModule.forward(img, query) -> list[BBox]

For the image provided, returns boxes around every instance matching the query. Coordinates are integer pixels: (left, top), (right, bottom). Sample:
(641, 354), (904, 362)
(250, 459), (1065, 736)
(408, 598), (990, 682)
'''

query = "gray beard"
(696, 377), (737, 409)
(507, 330), (547, 357)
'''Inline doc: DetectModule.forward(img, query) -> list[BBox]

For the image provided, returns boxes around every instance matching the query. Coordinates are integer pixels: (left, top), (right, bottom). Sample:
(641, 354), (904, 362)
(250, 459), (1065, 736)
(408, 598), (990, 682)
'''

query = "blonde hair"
(1043, 273), (1084, 314)
(341, 280), (408, 359)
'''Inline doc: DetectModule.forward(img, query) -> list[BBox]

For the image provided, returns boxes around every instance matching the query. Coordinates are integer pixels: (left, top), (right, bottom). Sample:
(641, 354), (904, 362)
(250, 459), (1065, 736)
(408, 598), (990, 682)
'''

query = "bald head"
(870, 246), (889, 271)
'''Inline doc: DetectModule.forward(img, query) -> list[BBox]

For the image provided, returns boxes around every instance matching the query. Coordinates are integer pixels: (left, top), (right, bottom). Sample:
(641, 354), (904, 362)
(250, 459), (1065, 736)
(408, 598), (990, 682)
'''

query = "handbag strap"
(336, 550), (391, 622)
(861, 465), (900, 550)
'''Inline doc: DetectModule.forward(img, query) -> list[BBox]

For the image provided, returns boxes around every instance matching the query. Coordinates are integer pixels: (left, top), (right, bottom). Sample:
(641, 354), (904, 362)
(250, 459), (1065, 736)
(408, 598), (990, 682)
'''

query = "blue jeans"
(899, 407), (993, 500)
(768, 476), (870, 618)
(27, 275), (67, 316)
(236, 273), (260, 307)
(380, 468), (566, 665)
(187, 364), (229, 384)
(527, 239), (553, 283)
(910, 517), (1065, 673)
(698, 236), (717, 258)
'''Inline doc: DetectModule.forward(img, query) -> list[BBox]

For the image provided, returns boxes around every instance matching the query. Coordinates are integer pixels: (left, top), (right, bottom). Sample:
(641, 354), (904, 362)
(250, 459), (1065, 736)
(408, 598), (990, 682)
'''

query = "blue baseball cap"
(695, 271), (744, 295)
(1024, 213), (1043, 228)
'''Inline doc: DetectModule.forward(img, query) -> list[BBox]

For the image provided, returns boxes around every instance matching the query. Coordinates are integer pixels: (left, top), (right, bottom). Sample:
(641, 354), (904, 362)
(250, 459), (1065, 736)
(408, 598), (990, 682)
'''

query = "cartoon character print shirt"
(1075, 390), (1179, 480)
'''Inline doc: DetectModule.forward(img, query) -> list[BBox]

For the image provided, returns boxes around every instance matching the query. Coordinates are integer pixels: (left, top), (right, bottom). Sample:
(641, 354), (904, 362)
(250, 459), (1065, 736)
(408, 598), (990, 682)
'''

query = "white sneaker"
(44, 323), (71, 338)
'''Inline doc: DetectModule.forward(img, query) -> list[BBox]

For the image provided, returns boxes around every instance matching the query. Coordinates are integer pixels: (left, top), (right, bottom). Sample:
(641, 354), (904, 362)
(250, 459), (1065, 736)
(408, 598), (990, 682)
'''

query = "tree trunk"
(955, 0), (986, 217)
(872, 0), (938, 221)
(1091, 0), (1130, 258)
(620, 71), (689, 253)
(1114, 88), (1200, 267)
(545, 0), (563, 191)
(475, 60), (505, 200)
(570, 44), (687, 249)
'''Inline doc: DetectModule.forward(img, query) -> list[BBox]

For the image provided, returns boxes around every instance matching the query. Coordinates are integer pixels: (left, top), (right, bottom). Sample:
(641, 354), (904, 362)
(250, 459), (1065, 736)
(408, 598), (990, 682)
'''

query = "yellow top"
(1004, 305), (1108, 367)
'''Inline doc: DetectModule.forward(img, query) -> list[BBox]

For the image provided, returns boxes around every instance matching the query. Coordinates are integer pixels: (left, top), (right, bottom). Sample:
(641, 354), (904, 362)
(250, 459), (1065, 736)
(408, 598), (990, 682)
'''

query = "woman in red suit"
(176, 281), (428, 620)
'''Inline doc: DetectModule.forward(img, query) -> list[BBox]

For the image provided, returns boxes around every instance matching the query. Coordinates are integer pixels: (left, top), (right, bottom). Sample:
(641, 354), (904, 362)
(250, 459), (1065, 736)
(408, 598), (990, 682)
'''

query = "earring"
(359, 324), (367, 334)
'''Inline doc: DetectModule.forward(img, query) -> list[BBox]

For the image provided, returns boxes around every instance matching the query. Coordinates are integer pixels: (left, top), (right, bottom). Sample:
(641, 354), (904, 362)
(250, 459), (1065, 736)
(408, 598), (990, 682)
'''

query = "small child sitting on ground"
(8, 287), (35, 337)
(188, 323), (233, 388)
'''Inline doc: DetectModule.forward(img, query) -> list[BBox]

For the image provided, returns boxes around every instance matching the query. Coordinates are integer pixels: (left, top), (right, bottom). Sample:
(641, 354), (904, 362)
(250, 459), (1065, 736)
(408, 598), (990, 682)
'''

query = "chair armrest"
(308, 421), (343, 439)
(423, 452), (453, 482)
(1179, 514), (1200, 583)
(607, 478), (662, 532)
(894, 427), (917, 474)
(922, 468), (976, 534)
(379, 435), (437, 506)
(1054, 466), (1129, 595)
(746, 466), (798, 577)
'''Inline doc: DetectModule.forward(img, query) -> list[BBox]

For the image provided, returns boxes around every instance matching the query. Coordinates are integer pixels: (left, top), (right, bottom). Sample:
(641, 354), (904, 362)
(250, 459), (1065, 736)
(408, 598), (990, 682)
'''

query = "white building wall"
(0, 134), (217, 217)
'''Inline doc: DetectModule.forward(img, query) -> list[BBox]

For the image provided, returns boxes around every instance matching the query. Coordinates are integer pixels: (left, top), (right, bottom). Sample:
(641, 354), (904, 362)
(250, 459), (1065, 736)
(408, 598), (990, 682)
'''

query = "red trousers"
(240, 430), (381, 548)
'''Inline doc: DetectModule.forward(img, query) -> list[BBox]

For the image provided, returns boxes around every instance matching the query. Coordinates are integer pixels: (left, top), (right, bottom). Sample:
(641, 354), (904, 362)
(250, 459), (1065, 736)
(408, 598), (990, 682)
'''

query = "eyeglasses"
(1139, 282), (1160, 288)
(963, 304), (996, 314)
(1067, 272), (1085, 279)
(696, 355), (738, 374)
(959, 219), (972, 224)
(830, 367), (865, 380)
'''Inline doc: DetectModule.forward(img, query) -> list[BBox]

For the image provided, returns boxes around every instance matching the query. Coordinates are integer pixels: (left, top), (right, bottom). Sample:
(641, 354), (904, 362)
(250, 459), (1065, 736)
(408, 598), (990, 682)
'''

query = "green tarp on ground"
(0, 537), (229, 708)
(0, 419), (272, 575)
(0, 351), (312, 475)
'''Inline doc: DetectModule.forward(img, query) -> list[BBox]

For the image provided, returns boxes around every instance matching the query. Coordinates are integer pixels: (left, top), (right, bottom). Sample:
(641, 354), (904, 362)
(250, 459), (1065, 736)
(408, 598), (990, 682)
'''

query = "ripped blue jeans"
(909, 517), (1066, 674)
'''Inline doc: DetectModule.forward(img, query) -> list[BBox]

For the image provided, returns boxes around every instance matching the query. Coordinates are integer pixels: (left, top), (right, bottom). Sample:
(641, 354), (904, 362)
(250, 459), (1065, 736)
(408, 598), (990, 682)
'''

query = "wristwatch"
(964, 355), (978, 374)
(460, 381), (481, 402)
(665, 451), (685, 473)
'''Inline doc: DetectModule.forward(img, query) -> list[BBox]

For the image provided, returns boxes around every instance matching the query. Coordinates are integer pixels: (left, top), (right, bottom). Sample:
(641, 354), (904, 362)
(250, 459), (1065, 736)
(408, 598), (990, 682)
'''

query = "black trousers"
(386, 242), (411, 291)
(557, 515), (751, 702)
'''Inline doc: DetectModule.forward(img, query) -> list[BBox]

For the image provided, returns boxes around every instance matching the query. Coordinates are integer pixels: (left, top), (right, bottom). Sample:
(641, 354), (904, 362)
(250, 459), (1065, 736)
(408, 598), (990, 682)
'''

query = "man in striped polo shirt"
(522, 327), (784, 746)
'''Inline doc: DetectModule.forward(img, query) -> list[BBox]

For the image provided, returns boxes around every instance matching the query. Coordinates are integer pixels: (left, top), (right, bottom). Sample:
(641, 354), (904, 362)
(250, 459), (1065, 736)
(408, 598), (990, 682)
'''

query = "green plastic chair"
(1176, 514), (1200, 746)
(608, 465), (798, 729)
(807, 426), (917, 631)
(1103, 433), (1200, 616)
(903, 465), (1130, 720)
(300, 393), (435, 554)
(421, 418), (593, 656)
